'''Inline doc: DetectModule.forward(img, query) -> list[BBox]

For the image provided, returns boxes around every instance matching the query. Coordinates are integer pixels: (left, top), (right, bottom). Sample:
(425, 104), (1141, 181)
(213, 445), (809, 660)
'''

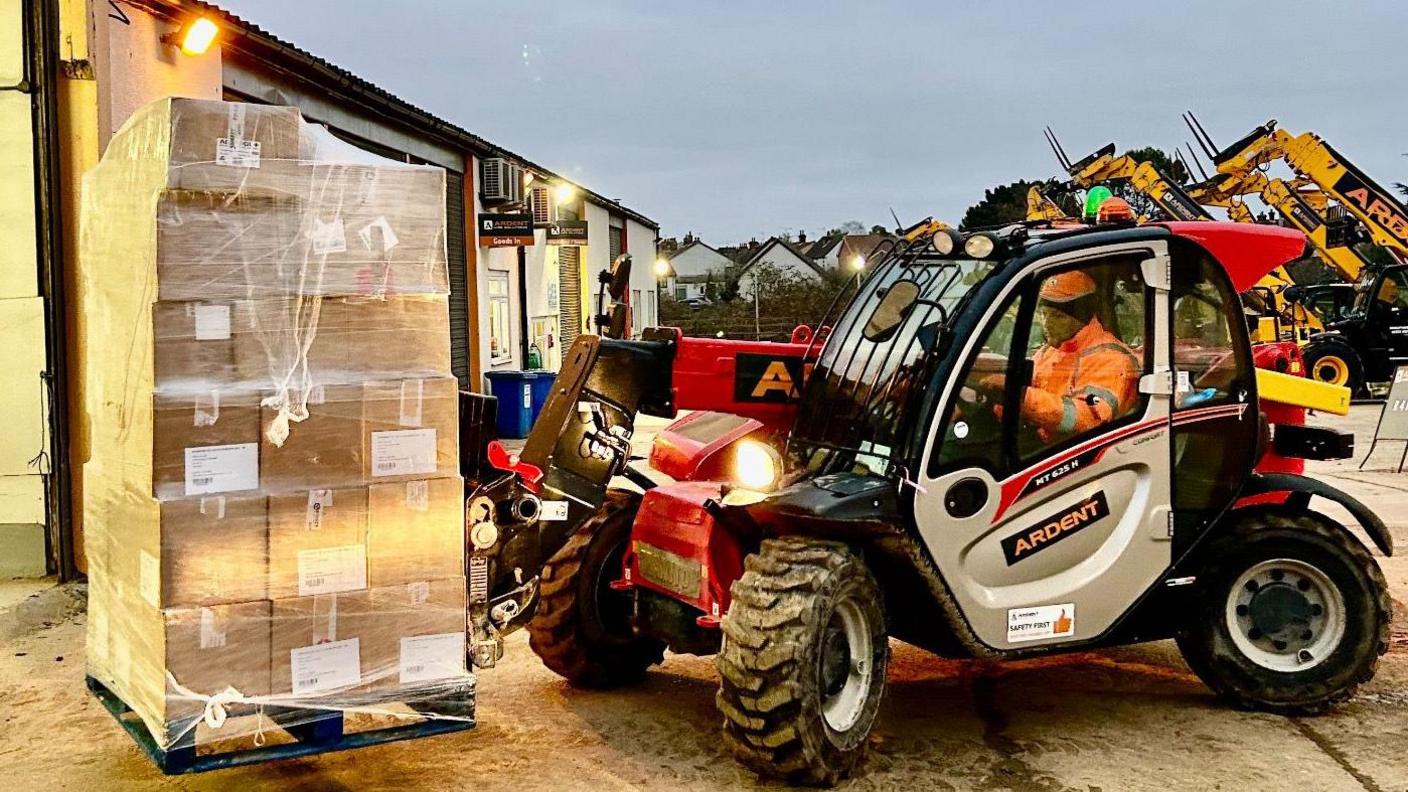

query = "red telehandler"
(461, 218), (1390, 785)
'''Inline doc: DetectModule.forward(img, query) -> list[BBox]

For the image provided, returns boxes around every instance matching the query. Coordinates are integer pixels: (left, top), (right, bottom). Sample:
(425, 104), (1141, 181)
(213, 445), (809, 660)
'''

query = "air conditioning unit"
(480, 157), (523, 206)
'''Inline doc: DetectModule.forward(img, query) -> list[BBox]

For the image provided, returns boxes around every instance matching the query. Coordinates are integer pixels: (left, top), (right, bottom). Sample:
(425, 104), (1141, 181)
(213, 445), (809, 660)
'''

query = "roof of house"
(804, 233), (845, 260)
(835, 234), (893, 267)
(145, 0), (658, 230)
(660, 240), (728, 262)
(734, 237), (827, 279)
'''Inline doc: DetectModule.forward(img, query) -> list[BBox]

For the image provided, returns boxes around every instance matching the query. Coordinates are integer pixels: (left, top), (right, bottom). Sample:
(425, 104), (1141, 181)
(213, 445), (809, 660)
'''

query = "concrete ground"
(3, 406), (1408, 791)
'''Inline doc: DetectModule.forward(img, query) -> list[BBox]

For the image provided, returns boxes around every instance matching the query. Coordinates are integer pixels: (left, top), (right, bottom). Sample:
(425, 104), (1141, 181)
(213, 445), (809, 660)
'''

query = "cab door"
(913, 242), (1174, 651)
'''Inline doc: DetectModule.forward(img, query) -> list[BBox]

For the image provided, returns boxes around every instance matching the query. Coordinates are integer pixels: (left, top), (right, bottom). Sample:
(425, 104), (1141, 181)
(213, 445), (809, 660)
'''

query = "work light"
(964, 233), (996, 259)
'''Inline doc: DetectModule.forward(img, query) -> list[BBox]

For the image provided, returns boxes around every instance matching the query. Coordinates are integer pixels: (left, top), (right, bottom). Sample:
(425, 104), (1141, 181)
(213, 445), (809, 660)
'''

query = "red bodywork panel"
(621, 482), (741, 622)
(649, 410), (769, 482)
(662, 328), (815, 431)
(1158, 222), (1308, 291)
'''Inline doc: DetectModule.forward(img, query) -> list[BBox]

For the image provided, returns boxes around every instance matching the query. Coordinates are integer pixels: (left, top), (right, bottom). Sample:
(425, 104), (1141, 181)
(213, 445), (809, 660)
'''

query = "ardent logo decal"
(1001, 491), (1109, 565)
(734, 353), (810, 402)
(1335, 171), (1408, 248)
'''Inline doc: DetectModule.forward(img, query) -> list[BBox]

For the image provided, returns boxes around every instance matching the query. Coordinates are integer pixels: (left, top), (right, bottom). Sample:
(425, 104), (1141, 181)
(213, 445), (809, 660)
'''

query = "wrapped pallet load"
(79, 97), (472, 759)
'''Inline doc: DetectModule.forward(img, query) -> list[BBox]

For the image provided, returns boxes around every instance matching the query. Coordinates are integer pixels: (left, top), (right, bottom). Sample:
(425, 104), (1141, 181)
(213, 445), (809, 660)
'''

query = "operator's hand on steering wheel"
(978, 373), (1007, 395)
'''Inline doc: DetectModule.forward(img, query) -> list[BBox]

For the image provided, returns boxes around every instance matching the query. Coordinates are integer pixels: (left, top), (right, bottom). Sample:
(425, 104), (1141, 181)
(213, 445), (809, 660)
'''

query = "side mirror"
(863, 280), (920, 342)
(607, 254), (632, 302)
(1282, 285), (1305, 304)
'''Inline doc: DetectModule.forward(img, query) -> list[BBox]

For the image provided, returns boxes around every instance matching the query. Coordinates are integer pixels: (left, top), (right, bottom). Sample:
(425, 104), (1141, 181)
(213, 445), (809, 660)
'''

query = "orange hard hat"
(1039, 270), (1097, 303)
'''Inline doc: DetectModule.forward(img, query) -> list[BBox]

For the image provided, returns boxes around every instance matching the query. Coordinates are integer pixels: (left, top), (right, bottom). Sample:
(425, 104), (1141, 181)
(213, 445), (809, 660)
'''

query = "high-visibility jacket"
(1023, 318), (1140, 440)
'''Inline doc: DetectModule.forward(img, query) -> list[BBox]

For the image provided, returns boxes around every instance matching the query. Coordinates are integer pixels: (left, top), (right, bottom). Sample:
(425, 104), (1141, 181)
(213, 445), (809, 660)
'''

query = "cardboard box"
(363, 377), (459, 483)
(160, 601), (273, 735)
(270, 577), (466, 696)
(260, 377), (458, 491)
(155, 190), (304, 302)
(367, 476), (464, 587)
(100, 592), (271, 749)
(152, 390), (262, 501)
(153, 300), (239, 386)
(300, 164), (448, 296)
(267, 487), (368, 600)
(259, 383), (365, 492)
(233, 296), (451, 386)
(165, 99), (308, 194)
(160, 495), (269, 607)
(102, 494), (267, 610)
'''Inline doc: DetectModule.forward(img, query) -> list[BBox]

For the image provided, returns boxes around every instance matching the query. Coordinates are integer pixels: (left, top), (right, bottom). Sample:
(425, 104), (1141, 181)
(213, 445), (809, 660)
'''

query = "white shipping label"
(306, 489), (333, 531)
(371, 428), (438, 477)
(522, 383), (532, 410)
(139, 550), (160, 607)
(358, 216), (400, 252)
(1007, 603), (1076, 644)
(540, 501), (569, 521)
(399, 633), (466, 684)
(290, 637), (361, 695)
(297, 545), (367, 596)
(311, 217), (348, 255)
(1176, 370), (1192, 393)
(215, 137), (261, 168)
(193, 304), (232, 340)
(185, 443), (259, 495)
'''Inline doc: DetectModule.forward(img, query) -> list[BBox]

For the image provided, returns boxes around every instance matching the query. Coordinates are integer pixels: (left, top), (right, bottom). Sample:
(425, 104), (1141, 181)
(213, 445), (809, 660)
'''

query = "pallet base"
(87, 675), (475, 774)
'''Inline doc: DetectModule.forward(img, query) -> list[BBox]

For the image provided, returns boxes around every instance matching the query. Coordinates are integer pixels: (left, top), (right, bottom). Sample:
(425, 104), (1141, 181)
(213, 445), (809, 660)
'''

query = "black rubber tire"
(1303, 337), (1365, 396)
(526, 490), (665, 689)
(716, 537), (888, 787)
(1175, 509), (1391, 715)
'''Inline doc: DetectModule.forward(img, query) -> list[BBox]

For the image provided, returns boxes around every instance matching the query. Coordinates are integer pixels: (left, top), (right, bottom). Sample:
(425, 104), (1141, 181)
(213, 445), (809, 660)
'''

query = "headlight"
(734, 440), (782, 491)
(964, 233), (996, 259)
(931, 228), (961, 256)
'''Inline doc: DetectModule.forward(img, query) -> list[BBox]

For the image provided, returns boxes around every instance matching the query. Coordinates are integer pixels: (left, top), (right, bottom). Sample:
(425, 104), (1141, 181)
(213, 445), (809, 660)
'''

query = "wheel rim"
(818, 598), (873, 734)
(1312, 355), (1350, 386)
(1225, 558), (1346, 672)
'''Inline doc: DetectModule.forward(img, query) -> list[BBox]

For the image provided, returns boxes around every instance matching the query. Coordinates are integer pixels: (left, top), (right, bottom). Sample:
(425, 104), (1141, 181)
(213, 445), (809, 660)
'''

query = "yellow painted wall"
(0, 0), (51, 574)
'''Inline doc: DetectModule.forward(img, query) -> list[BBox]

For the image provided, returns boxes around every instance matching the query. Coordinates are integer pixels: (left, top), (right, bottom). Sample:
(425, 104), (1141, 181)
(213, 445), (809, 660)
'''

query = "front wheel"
(1176, 509), (1391, 714)
(526, 490), (666, 688)
(717, 537), (888, 786)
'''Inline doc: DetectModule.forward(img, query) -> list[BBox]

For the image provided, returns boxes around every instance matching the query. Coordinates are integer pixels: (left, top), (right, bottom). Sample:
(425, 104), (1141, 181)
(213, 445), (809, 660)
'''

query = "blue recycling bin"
(483, 370), (540, 439)
(527, 370), (558, 424)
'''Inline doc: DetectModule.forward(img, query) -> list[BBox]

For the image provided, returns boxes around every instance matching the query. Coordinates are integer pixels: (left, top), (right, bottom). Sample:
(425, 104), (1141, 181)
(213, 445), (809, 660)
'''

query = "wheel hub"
(818, 599), (874, 735)
(1226, 558), (1345, 671)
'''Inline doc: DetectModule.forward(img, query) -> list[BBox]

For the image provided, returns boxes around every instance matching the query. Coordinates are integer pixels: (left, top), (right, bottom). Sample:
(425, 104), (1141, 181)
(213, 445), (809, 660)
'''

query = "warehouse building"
(5, 0), (659, 578)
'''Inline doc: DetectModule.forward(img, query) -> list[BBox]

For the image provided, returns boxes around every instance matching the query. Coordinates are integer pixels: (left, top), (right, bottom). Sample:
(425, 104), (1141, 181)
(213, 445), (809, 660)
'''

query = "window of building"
(530, 186), (551, 225)
(488, 270), (512, 363)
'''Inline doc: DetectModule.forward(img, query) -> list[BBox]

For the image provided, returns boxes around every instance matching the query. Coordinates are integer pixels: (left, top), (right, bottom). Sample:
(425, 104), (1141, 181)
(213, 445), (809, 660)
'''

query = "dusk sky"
(221, 0), (1408, 244)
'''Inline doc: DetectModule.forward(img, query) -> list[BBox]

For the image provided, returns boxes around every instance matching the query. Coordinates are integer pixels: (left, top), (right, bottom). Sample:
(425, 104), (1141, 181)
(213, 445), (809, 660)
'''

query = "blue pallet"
(87, 675), (475, 774)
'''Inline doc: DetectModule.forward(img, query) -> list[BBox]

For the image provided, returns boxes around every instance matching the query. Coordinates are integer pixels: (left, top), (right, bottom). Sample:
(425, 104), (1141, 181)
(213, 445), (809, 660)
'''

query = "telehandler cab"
(462, 219), (1391, 785)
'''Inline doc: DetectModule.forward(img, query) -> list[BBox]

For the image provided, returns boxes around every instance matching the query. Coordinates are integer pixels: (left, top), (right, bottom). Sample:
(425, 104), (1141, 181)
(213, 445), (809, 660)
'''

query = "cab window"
(1171, 251), (1256, 528)
(1014, 258), (1148, 460)
(931, 253), (1150, 476)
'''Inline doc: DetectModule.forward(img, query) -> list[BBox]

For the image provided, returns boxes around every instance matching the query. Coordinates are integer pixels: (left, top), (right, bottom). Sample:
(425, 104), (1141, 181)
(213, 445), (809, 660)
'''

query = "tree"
(870, 224), (890, 235)
(960, 179), (1061, 229)
(839, 220), (866, 234)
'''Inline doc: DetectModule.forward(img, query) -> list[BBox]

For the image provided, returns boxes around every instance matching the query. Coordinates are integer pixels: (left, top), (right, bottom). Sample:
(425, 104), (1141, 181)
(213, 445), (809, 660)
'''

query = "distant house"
(733, 237), (826, 295)
(810, 233), (893, 272)
(659, 239), (734, 301)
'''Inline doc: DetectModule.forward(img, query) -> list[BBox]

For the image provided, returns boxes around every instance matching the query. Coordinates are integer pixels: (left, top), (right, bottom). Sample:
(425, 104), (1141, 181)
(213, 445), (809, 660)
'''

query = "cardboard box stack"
(81, 98), (469, 750)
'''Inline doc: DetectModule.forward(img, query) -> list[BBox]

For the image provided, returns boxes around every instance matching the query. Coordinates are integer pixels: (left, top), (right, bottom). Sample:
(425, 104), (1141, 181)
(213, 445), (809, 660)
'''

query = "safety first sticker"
(1007, 603), (1075, 643)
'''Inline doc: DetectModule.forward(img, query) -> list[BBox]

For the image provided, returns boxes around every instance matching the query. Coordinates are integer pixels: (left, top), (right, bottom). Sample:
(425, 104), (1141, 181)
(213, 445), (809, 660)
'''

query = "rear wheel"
(1303, 338), (1363, 395)
(527, 490), (665, 688)
(717, 537), (887, 786)
(1176, 510), (1391, 714)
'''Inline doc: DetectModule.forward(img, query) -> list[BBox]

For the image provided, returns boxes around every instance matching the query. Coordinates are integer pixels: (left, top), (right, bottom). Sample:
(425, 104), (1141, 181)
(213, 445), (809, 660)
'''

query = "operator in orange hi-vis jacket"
(985, 270), (1141, 443)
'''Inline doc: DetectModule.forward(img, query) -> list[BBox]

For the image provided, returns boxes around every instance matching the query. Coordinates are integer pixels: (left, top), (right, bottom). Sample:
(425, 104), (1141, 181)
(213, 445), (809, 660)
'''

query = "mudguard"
(1237, 472), (1394, 556)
